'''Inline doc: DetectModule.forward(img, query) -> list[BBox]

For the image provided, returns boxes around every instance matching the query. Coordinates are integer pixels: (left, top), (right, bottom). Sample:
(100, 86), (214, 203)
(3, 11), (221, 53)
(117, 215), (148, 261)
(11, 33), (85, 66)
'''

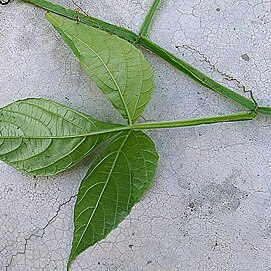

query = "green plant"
(1, 0), (270, 269)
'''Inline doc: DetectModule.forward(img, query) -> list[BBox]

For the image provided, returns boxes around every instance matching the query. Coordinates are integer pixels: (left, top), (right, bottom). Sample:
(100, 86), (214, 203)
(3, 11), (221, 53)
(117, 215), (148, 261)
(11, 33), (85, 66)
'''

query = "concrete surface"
(1, 0), (271, 270)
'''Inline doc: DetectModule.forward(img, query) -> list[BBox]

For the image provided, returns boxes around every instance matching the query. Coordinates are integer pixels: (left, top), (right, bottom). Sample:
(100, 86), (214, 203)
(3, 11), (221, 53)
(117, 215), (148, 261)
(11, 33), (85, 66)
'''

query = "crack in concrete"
(1, 0), (271, 270)
(71, 0), (89, 16)
(5, 194), (76, 270)
(175, 44), (258, 107)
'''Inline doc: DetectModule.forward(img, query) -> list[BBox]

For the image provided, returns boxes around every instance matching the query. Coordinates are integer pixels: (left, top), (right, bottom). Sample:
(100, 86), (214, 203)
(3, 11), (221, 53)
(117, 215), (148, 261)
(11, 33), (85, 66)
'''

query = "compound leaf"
(46, 12), (154, 125)
(68, 130), (159, 269)
(0, 98), (125, 176)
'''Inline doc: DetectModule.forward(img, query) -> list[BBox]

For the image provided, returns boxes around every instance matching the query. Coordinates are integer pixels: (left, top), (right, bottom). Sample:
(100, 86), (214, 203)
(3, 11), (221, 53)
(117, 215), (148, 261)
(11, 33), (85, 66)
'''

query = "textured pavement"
(1, 0), (271, 270)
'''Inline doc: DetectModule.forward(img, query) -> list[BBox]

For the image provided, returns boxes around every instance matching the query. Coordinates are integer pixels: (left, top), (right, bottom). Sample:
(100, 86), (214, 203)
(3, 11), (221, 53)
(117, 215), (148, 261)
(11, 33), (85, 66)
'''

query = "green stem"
(256, 106), (271, 116)
(0, 112), (256, 140)
(22, 0), (138, 41)
(132, 111), (256, 130)
(21, 0), (271, 116)
(139, 0), (162, 37)
(0, 112), (255, 139)
(138, 37), (258, 111)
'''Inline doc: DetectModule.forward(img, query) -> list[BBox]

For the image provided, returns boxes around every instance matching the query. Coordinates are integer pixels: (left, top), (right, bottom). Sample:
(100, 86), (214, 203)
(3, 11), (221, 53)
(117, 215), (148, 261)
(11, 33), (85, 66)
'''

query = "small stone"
(241, 54), (250, 61)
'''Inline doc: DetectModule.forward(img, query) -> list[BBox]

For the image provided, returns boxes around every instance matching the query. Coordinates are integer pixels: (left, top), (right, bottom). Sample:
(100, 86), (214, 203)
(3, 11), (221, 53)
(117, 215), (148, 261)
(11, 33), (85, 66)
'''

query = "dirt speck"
(241, 54), (250, 61)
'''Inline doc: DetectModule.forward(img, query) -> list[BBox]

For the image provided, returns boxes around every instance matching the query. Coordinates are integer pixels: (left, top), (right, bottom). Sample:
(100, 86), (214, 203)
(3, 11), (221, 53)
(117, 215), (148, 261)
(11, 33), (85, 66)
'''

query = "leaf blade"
(68, 130), (159, 268)
(0, 98), (125, 176)
(46, 12), (155, 124)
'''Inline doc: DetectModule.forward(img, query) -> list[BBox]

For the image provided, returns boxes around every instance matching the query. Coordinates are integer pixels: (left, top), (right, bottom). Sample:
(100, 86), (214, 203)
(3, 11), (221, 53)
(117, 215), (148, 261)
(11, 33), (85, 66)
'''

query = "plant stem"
(137, 37), (259, 111)
(0, 112), (255, 140)
(139, 0), (162, 37)
(256, 106), (271, 115)
(131, 111), (256, 130)
(22, 0), (138, 41)
(21, 0), (271, 116)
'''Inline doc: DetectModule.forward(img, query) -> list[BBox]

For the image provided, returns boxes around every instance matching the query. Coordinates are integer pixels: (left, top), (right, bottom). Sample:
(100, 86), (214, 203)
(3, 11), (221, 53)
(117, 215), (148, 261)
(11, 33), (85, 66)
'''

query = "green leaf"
(46, 12), (155, 125)
(0, 98), (126, 176)
(68, 130), (159, 269)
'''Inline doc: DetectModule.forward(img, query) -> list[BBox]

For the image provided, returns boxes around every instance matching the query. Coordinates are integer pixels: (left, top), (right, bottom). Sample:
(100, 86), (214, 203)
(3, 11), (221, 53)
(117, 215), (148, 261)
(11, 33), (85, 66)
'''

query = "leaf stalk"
(139, 0), (162, 37)
(131, 111), (257, 130)
(0, 111), (257, 141)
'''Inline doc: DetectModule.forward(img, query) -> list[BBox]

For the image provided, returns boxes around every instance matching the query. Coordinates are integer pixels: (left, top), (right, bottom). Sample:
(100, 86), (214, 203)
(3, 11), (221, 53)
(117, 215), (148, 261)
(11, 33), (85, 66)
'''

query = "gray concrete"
(1, 0), (271, 270)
